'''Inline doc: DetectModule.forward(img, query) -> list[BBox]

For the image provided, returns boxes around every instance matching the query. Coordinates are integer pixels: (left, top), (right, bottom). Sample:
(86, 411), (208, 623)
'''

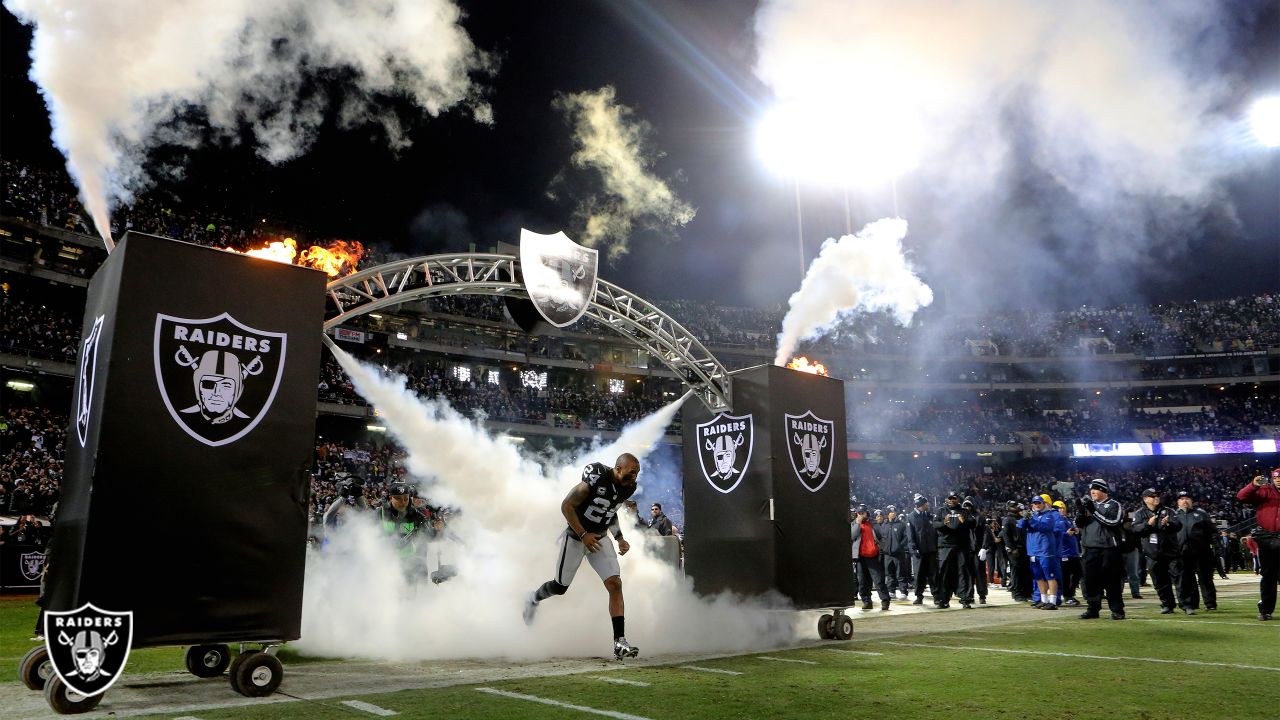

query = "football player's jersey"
(570, 462), (636, 535)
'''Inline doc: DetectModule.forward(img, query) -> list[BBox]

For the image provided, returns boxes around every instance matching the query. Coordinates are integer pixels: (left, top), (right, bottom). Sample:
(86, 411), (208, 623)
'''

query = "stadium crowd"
(0, 406), (63, 548)
(0, 290), (81, 362)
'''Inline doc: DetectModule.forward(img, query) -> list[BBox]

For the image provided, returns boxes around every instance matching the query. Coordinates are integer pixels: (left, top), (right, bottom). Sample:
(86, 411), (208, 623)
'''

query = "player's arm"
(562, 482), (598, 549)
(609, 514), (630, 555)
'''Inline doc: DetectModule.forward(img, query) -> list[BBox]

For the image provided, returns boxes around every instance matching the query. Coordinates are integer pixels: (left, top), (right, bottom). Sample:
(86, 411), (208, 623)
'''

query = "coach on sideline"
(1237, 468), (1280, 621)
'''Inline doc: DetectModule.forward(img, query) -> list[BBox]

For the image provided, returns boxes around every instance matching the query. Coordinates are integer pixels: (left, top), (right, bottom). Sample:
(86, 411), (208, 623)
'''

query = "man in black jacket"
(1000, 502), (1032, 601)
(1133, 488), (1184, 614)
(1214, 529), (1233, 579)
(959, 497), (990, 605)
(907, 495), (939, 606)
(1173, 491), (1218, 612)
(882, 505), (911, 600)
(1076, 479), (1128, 620)
(934, 493), (975, 609)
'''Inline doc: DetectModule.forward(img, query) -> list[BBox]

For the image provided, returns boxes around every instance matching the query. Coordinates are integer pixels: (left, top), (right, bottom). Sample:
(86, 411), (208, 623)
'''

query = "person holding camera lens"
(933, 493), (975, 609)
(322, 474), (369, 537)
(852, 505), (892, 611)
(907, 495), (940, 606)
(1173, 491), (1217, 612)
(1236, 468), (1280, 621)
(1075, 479), (1127, 620)
(1001, 501), (1031, 601)
(1133, 488), (1183, 614)
(961, 497), (990, 605)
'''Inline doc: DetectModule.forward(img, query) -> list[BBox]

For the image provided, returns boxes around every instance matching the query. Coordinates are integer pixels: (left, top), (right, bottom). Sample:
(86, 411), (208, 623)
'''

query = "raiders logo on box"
(44, 604), (134, 697)
(153, 312), (287, 446)
(696, 412), (754, 494)
(784, 410), (835, 492)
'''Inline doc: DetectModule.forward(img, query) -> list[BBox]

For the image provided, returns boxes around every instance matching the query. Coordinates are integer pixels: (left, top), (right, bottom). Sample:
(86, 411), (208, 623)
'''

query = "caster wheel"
(834, 615), (854, 640)
(227, 650), (257, 695)
(817, 613), (834, 640)
(43, 676), (103, 714)
(186, 644), (232, 678)
(20, 645), (54, 691)
(232, 652), (283, 697)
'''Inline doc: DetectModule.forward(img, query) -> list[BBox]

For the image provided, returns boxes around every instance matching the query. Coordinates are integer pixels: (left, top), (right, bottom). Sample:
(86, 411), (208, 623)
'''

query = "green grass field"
(4, 581), (1277, 719)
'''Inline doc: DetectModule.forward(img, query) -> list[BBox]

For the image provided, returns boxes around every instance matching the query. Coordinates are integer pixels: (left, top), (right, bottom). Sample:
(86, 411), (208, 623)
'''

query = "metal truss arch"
(324, 253), (731, 411)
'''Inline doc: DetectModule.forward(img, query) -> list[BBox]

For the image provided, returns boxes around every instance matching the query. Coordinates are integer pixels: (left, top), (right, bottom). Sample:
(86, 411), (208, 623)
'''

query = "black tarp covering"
(46, 232), (326, 647)
(682, 364), (854, 608)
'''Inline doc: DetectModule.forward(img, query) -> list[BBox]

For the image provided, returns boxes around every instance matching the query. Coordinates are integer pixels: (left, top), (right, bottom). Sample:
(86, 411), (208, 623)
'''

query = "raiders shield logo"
(76, 314), (105, 447)
(20, 551), (46, 581)
(519, 228), (598, 327)
(44, 604), (133, 697)
(153, 312), (287, 446)
(696, 413), (754, 494)
(785, 410), (835, 492)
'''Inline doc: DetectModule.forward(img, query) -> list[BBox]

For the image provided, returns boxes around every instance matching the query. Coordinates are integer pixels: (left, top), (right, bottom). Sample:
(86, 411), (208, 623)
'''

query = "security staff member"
(1000, 501), (1031, 601)
(1133, 488), (1183, 614)
(907, 495), (940, 606)
(1076, 479), (1127, 620)
(933, 493), (975, 609)
(882, 506), (911, 599)
(1173, 491), (1218, 612)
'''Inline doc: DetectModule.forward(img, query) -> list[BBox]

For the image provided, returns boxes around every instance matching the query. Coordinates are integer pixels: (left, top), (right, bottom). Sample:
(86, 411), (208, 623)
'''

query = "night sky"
(3, 1), (1277, 312)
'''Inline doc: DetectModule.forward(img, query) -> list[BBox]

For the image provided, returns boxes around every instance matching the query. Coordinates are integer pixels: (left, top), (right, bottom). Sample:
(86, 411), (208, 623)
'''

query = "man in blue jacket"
(1020, 495), (1061, 610)
(1055, 500), (1082, 607)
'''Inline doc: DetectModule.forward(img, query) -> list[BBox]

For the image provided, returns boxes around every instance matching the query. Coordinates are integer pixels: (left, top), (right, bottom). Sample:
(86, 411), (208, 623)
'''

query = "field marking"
(757, 656), (818, 665)
(340, 700), (398, 716)
(824, 649), (884, 656)
(1124, 618), (1277, 628)
(173, 716), (203, 720)
(590, 675), (651, 687)
(961, 629), (1027, 636)
(476, 688), (651, 720)
(678, 665), (743, 676)
(880, 641), (1280, 672)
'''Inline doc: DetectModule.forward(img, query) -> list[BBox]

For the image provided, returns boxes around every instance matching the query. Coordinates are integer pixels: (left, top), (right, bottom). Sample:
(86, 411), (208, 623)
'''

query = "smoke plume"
(295, 346), (797, 661)
(5, 0), (493, 248)
(752, 0), (1263, 309)
(774, 217), (933, 365)
(553, 86), (696, 261)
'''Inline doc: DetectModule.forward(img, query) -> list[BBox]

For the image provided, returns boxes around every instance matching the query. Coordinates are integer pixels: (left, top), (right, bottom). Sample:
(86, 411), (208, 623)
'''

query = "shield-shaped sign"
(44, 604), (133, 697)
(519, 228), (598, 328)
(784, 410), (835, 492)
(76, 314), (105, 447)
(695, 412), (754, 494)
(153, 312), (287, 446)
(20, 551), (46, 581)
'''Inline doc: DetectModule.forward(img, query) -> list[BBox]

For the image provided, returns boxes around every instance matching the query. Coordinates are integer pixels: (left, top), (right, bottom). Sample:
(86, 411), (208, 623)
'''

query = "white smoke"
(296, 346), (797, 661)
(752, 0), (1259, 307)
(4, 0), (492, 247)
(774, 217), (933, 366)
(553, 86), (696, 261)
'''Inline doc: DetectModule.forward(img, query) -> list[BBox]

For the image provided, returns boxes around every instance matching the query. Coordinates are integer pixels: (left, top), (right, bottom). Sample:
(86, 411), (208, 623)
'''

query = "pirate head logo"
(519, 228), (598, 327)
(44, 604), (133, 697)
(154, 312), (286, 446)
(785, 411), (835, 492)
(20, 551), (46, 581)
(696, 413), (754, 494)
(76, 314), (105, 447)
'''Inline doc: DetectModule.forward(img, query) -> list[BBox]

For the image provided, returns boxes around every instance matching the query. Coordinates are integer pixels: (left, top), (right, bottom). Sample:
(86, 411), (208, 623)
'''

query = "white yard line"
(339, 700), (399, 716)
(879, 641), (1280, 672)
(678, 666), (743, 676)
(756, 656), (818, 665)
(823, 649), (884, 656)
(476, 688), (652, 720)
(590, 675), (651, 687)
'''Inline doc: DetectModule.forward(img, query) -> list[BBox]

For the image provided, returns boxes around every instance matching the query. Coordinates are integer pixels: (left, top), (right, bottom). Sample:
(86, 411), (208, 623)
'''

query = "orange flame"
(234, 237), (364, 277)
(786, 356), (829, 376)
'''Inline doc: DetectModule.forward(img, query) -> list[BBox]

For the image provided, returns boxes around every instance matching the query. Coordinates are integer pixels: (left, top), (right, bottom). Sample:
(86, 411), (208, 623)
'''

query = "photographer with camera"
(1075, 479), (1127, 620)
(851, 505), (892, 611)
(1133, 488), (1183, 614)
(1236, 468), (1280, 621)
(961, 497), (990, 605)
(1055, 501), (1082, 607)
(321, 474), (370, 536)
(882, 506), (911, 600)
(933, 493), (975, 609)
(1000, 501), (1031, 601)
(907, 495), (939, 606)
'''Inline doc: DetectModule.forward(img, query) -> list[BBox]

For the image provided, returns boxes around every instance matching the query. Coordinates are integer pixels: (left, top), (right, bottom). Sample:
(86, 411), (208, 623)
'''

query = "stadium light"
(1248, 96), (1280, 148)
(755, 100), (923, 189)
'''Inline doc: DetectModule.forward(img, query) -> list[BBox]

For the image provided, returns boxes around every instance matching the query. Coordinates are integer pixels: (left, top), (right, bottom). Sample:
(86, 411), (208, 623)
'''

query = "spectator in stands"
(648, 503), (673, 536)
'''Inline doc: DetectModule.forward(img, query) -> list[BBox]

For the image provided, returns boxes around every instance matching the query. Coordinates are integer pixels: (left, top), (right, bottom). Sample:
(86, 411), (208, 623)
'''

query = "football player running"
(524, 453), (640, 660)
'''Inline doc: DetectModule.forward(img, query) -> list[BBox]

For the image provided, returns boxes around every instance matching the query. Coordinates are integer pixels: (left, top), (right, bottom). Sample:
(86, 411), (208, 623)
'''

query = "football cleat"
(522, 592), (539, 626)
(613, 637), (640, 660)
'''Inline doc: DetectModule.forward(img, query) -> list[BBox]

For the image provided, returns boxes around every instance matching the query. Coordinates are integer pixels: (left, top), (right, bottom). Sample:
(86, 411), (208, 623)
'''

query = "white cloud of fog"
(553, 86), (697, 261)
(5, 0), (493, 247)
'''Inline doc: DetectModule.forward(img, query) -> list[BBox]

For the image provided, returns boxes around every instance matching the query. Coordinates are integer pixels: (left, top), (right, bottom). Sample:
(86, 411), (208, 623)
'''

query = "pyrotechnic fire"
(786, 356), (829, 376)
(235, 237), (364, 277)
